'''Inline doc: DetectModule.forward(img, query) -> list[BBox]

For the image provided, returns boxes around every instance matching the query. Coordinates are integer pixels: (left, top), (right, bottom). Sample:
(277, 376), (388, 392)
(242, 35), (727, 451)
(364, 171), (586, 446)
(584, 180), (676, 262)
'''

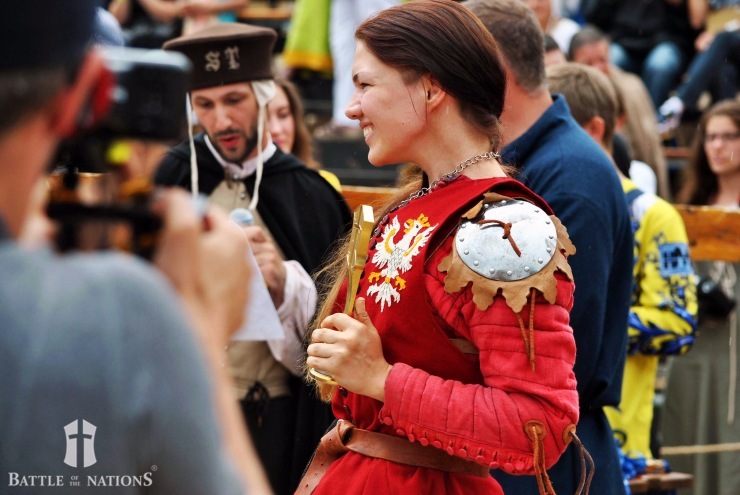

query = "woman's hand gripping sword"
(309, 205), (374, 385)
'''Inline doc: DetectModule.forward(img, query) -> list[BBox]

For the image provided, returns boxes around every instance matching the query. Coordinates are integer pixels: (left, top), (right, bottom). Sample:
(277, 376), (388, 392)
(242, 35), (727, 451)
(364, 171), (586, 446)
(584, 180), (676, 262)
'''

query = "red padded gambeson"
(316, 177), (578, 495)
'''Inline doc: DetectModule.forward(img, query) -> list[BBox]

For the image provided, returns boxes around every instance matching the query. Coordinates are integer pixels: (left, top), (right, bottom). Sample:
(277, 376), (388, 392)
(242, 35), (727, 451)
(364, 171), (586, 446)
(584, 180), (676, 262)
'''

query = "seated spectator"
(544, 34), (568, 66)
(570, 25), (672, 199)
(658, 0), (739, 135)
(108, 0), (183, 48)
(524, 0), (581, 53)
(547, 60), (697, 479)
(108, 0), (247, 48)
(180, 0), (249, 35)
(581, 0), (696, 107)
(268, 77), (342, 191)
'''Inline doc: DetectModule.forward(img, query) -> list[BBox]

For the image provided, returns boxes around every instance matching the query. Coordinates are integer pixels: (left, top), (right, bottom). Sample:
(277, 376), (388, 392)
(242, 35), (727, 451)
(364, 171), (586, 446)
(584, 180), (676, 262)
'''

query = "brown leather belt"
(296, 420), (489, 495)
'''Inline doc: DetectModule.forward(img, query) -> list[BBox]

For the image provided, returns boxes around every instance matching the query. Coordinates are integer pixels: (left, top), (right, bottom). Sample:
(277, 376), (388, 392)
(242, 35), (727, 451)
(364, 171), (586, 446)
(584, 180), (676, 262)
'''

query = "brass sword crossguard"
(310, 204), (375, 385)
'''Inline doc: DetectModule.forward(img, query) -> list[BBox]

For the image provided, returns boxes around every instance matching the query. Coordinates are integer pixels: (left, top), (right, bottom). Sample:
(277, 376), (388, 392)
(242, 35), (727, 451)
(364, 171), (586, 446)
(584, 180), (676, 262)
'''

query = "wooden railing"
(341, 186), (740, 263)
(675, 204), (740, 262)
(341, 185), (395, 212)
(237, 1), (293, 22)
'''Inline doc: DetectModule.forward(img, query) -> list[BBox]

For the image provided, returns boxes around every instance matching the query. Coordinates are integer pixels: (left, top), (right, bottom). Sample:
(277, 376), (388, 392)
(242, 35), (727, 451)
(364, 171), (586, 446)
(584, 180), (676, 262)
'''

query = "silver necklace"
(371, 151), (500, 239)
(400, 151), (500, 207)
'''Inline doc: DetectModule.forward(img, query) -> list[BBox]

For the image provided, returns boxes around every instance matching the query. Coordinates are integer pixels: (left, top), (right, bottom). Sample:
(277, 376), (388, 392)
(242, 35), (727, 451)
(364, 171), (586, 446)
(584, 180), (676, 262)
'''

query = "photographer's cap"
(163, 23), (276, 90)
(1, 0), (96, 70)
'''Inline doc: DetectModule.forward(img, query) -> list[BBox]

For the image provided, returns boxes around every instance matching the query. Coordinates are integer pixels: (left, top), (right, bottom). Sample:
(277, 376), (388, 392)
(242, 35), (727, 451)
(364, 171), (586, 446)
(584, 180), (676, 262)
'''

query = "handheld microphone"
(230, 207), (254, 226)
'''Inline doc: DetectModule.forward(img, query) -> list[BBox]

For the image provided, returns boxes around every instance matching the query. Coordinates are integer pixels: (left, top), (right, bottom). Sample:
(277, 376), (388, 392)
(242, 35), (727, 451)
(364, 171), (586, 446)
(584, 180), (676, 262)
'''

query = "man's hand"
(242, 225), (286, 307)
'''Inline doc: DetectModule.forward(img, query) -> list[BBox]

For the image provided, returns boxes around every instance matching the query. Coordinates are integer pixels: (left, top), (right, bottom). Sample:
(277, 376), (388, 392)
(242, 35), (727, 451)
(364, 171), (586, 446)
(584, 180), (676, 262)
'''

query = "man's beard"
(210, 122), (260, 163)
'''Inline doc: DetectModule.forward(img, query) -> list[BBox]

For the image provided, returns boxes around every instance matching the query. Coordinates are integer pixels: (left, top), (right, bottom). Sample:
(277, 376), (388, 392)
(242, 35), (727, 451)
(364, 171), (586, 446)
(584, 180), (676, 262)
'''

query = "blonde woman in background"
(268, 77), (342, 191)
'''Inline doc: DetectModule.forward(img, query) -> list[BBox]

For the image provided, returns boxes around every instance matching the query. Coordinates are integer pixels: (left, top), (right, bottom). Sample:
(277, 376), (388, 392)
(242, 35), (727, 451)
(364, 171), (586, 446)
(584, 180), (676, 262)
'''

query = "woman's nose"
(267, 115), (281, 136)
(345, 91), (362, 121)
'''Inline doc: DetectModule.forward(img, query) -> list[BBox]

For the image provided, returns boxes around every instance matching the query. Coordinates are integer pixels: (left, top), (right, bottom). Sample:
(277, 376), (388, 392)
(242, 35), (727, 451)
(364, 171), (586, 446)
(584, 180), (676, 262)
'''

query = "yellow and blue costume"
(605, 179), (698, 459)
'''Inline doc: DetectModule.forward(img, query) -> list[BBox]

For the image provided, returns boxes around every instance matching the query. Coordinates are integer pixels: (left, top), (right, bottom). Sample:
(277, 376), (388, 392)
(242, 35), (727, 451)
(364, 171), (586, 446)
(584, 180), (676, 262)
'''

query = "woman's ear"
(48, 50), (112, 138)
(422, 74), (446, 112)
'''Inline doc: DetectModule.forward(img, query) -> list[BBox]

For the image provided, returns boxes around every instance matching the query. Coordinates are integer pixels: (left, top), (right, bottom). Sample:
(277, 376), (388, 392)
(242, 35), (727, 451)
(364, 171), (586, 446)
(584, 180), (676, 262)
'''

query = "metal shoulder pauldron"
(439, 192), (576, 313)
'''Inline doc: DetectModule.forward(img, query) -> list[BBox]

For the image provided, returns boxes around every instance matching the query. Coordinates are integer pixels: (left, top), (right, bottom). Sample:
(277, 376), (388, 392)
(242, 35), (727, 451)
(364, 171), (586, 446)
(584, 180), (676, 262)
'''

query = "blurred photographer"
(0, 1), (271, 494)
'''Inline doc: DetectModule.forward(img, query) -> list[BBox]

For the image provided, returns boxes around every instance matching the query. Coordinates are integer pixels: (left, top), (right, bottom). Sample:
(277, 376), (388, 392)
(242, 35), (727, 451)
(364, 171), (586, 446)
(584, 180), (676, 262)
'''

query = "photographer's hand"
(151, 189), (272, 495)
(152, 189), (250, 347)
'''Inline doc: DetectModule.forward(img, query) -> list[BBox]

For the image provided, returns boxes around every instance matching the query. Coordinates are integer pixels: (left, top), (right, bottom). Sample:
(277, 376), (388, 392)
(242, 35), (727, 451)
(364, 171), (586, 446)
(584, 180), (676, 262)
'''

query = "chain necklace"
(399, 151), (499, 208)
(371, 151), (500, 239)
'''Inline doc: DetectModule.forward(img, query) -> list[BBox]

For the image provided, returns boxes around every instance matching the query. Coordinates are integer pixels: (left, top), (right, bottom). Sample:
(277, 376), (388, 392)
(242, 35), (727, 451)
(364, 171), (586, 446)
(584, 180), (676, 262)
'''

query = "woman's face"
(344, 42), (427, 166)
(267, 86), (295, 154)
(704, 115), (740, 178)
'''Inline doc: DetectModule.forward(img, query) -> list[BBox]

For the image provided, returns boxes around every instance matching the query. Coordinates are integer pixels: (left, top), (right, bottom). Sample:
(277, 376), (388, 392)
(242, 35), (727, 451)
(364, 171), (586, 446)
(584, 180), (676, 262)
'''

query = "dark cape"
(156, 134), (351, 274)
(155, 134), (352, 493)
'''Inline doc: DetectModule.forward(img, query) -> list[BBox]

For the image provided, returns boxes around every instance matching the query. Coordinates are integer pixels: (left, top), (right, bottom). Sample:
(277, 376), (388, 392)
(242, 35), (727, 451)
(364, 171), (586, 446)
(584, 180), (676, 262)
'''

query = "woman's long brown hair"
(677, 99), (740, 205)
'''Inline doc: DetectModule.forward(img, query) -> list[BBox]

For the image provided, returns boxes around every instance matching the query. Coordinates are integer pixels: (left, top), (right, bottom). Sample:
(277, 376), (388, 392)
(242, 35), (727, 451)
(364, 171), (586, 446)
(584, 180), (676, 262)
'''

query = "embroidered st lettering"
(204, 51), (220, 72)
(224, 46), (240, 70)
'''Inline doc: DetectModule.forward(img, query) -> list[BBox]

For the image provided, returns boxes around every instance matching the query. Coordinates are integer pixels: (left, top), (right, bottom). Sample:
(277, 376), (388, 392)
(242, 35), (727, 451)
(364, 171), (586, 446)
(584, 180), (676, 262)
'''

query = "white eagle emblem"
(367, 213), (436, 311)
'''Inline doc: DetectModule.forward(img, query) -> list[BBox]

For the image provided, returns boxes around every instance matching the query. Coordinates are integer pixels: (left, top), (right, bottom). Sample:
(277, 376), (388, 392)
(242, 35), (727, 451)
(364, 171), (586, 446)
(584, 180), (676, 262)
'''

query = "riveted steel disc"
(455, 199), (557, 281)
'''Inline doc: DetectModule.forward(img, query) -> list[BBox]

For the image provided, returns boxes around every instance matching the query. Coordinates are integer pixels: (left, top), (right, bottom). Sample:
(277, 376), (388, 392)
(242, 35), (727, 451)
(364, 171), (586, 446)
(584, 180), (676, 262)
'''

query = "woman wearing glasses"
(663, 99), (740, 495)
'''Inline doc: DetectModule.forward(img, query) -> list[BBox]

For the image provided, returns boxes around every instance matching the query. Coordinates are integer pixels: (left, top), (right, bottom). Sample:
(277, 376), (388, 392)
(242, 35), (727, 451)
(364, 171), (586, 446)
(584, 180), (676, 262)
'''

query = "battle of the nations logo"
(6, 419), (156, 489)
(64, 419), (97, 468)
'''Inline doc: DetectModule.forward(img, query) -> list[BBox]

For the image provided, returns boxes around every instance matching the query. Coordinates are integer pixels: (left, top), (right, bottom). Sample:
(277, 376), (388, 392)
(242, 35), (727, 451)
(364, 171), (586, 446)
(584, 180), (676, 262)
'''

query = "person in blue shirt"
(465, 0), (633, 493)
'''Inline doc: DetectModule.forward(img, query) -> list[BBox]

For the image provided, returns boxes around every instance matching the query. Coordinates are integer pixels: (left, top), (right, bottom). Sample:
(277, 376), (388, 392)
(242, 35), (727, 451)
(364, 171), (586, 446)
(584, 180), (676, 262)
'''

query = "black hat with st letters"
(163, 23), (277, 90)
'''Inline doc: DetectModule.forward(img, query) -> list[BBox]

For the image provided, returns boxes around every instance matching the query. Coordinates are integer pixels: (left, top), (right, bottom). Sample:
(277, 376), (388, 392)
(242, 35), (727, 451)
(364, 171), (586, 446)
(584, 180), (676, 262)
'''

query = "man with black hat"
(156, 23), (351, 495)
(0, 1), (271, 494)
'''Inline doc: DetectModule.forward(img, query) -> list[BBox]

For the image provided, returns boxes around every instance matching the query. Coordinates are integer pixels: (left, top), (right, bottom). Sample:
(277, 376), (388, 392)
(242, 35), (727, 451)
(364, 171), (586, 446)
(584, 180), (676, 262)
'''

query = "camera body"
(99, 47), (191, 142)
(48, 48), (192, 258)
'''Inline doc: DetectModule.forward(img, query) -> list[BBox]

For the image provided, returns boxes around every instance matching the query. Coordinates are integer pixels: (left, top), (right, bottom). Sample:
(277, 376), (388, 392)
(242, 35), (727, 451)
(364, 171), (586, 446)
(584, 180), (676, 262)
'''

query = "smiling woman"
(299, 1), (582, 494)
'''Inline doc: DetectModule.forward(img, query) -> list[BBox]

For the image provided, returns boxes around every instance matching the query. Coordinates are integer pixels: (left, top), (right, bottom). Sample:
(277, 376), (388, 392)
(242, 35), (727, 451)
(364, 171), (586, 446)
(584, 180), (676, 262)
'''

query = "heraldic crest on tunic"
(368, 213), (437, 311)
(439, 193), (576, 370)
